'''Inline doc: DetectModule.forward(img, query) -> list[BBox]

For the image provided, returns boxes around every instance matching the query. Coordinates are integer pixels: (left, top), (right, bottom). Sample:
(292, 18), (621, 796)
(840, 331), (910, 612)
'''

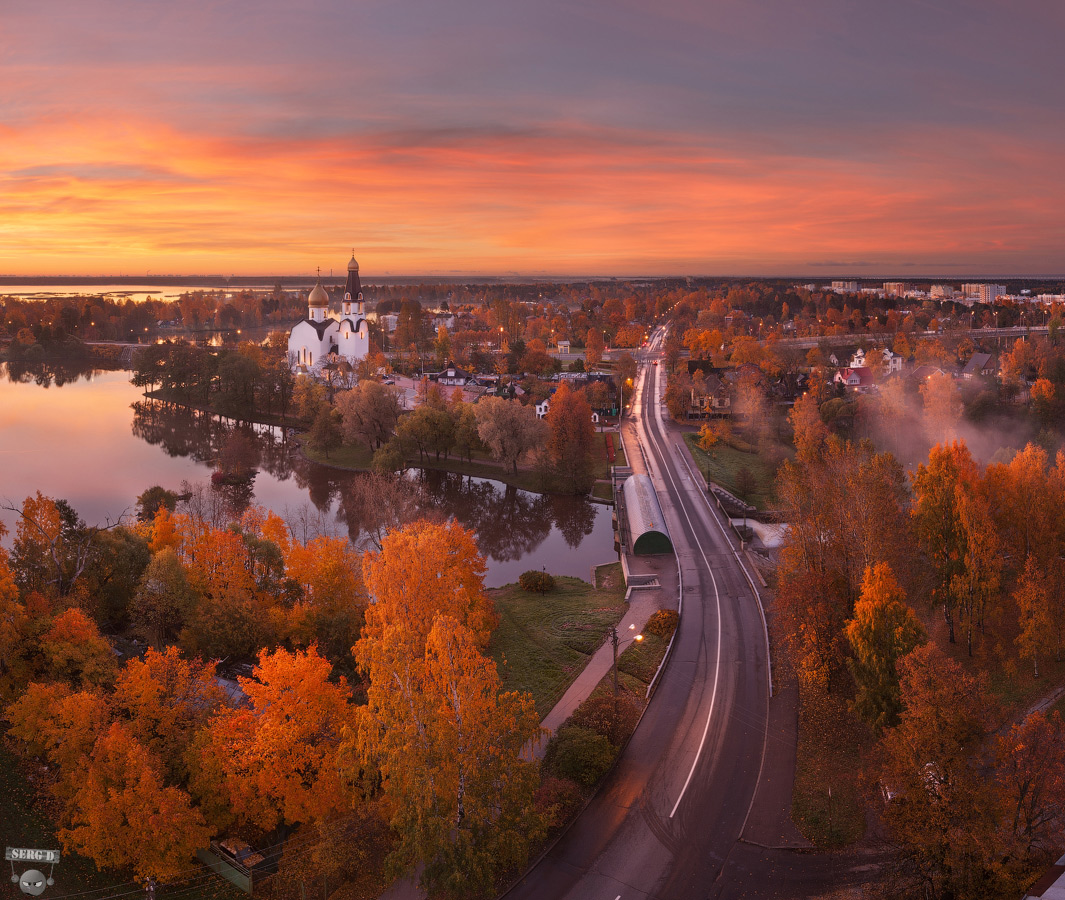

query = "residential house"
(432, 362), (474, 387)
(834, 366), (876, 393)
(961, 352), (996, 379)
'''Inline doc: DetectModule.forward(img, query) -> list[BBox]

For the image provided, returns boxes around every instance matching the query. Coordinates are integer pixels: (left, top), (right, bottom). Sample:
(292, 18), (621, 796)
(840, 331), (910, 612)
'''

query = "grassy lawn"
(299, 437), (375, 469)
(488, 563), (627, 717)
(591, 482), (614, 502)
(682, 432), (781, 510)
(791, 687), (870, 849)
(616, 631), (669, 685)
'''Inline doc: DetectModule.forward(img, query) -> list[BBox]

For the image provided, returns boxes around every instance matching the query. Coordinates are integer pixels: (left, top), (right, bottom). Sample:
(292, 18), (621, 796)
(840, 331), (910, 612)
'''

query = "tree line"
(776, 403), (1065, 898)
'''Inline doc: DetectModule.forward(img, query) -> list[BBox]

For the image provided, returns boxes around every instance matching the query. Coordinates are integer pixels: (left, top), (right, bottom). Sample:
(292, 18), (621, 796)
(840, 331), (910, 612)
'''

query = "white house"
(288, 254), (371, 374)
(849, 346), (904, 374)
(536, 393), (599, 424)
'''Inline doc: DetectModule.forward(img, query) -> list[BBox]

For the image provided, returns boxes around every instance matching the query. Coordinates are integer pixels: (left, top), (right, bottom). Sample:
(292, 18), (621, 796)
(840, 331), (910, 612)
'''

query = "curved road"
(507, 329), (772, 899)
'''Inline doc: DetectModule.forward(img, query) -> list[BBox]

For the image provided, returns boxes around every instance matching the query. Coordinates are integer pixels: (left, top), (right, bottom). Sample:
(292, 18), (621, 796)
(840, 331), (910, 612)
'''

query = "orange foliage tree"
(353, 522), (541, 897)
(545, 380), (597, 493)
(60, 722), (212, 880)
(113, 646), (225, 781)
(845, 563), (925, 731)
(0, 524), (27, 691)
(911, 441), (979, 644)
(878, 642), (995, 899)
(199, 645), (352, 830)
(41, 608), (117, 687)
(360, 521), (496, 656)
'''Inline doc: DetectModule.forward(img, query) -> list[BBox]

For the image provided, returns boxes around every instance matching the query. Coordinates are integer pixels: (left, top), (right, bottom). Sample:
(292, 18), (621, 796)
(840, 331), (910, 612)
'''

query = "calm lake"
(0, 363), (615, 587)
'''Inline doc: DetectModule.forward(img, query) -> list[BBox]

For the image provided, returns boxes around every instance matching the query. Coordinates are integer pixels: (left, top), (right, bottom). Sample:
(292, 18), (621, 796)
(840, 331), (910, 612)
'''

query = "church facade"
(287, 253), (371, 373)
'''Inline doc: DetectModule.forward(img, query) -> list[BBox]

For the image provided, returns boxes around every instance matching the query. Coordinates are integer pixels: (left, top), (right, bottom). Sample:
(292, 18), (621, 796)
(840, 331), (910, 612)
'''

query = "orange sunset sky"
(3, 0), (1064, 277)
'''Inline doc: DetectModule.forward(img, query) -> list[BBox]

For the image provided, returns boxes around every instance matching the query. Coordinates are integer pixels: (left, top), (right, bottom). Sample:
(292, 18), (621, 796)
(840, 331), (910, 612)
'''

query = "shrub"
(518, 569), (556, 593)
(543, 725), (616, 787)
(534, 776), (584, 828)
(644, 609), (679, 639)
(570, 692), (642, 745)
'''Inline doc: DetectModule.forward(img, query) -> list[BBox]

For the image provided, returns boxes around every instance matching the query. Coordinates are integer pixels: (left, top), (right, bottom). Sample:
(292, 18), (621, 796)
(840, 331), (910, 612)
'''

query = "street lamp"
(611, 623), (644, 695)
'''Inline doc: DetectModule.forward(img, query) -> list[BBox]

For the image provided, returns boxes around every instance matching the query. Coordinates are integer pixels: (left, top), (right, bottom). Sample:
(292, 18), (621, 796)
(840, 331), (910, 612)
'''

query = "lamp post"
(611, 623), (644, 695)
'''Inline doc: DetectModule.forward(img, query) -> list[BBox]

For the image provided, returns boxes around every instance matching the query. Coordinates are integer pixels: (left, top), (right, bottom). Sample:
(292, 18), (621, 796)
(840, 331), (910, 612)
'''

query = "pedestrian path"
(534, 569), (671, 757)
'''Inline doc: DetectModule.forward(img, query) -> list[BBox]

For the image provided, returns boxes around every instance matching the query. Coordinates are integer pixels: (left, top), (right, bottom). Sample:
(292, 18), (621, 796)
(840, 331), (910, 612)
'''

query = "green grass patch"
(299, 437), (376, 469)
(683, 432), (781, 510)
(616, 632), (668, 684)
(791, 688), (869, 849)
(489, 564), (627, 718)
(590, 482), (613, 502)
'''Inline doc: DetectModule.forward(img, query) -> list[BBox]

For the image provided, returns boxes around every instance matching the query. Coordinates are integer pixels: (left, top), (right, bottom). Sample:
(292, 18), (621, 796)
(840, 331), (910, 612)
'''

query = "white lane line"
(637, 363), (724, 821)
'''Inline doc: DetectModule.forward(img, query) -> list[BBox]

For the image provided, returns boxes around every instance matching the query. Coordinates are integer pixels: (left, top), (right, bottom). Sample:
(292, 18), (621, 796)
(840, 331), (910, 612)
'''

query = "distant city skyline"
(3, 0), (1064, 276)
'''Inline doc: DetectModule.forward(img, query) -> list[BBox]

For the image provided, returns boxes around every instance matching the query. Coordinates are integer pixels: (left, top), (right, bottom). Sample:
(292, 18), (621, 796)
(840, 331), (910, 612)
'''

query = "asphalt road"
(505, 330), (773, 900)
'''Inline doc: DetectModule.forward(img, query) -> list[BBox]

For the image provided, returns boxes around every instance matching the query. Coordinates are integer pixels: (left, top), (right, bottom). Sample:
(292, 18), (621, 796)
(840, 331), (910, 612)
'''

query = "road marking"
(637, 361), (724, 821)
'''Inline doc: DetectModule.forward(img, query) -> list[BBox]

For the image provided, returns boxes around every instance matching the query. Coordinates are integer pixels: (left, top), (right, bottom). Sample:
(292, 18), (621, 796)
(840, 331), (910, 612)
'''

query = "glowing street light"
(611, 623), (644, 695)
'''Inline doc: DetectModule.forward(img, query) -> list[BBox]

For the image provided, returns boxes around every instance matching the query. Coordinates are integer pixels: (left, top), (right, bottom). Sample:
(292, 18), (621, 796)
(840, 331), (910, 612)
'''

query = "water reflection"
(4, 356), (114, 387)
(128, 398), (610, 581)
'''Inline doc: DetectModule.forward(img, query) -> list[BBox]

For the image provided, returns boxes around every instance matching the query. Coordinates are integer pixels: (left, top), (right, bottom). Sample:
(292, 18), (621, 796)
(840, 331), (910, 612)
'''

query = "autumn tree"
(474, 397), (546, 475)
(788, 392), (827, 461)
(200, 646), (352, 830)
(292, 377), (327, 422)
(359, 521), (496, 655)
(7, 493), (100, 597)
(130, 548), (199, 648)
(878, 642), (995, 900)
(308, 404), (343, 457)
(0, 525), (26, 690)
(1030, 377), (1057, 429)
(450, 400), (483, 463)
(1014, 556), (1056, 677)
(353, 525), (541, 897)
(951, 474), (1002, 656)
(545, 381), (596, 492)
(734, 370), (770, 448)
(280, 534), (366, 666)
(911, 441), (978, 644)
(845, 563), (925, 731)
(42, 608), (117, 687)
(395, 404), (455, 462)
(919, 371), (962, 443)
(989, 712), (1065, 892)
(776, 436), (911, 690)
(113, 646), (225, 781)
(7, 681), (111, 778)
(585, 327), (604, 368)
(135, 486), (179, 523)
(61, 722), (212, 880)
(336, 381), (402, 451)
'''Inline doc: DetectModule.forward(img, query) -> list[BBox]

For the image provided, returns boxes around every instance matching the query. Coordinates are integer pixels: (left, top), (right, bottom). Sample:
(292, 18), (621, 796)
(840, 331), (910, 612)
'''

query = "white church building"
(288, 253), (371, 373)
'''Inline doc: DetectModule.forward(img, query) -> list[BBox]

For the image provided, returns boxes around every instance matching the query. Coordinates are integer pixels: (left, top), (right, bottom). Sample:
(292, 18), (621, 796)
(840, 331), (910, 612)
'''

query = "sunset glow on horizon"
(4, 0), (1064, 277)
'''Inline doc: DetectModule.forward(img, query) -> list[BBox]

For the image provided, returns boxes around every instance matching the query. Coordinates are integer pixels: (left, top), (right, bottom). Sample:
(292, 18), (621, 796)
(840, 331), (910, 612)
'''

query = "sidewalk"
(534, 556), (675, 757)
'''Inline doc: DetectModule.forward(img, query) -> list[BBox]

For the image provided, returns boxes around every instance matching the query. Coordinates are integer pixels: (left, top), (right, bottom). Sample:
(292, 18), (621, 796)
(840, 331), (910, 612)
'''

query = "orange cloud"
(2, 114), (1063, 275)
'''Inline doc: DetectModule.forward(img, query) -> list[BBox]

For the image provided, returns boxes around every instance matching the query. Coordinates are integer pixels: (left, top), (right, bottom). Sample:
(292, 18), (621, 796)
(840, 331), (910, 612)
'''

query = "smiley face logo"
(19, 870), (47, 896)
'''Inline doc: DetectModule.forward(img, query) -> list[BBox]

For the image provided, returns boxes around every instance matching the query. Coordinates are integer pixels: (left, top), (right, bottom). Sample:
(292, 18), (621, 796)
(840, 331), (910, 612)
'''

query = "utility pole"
(611, 626), (620, 695)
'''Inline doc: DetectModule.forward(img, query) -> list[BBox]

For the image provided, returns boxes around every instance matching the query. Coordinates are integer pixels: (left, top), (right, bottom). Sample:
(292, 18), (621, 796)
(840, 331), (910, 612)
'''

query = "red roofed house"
(834, 366), (876, 393)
